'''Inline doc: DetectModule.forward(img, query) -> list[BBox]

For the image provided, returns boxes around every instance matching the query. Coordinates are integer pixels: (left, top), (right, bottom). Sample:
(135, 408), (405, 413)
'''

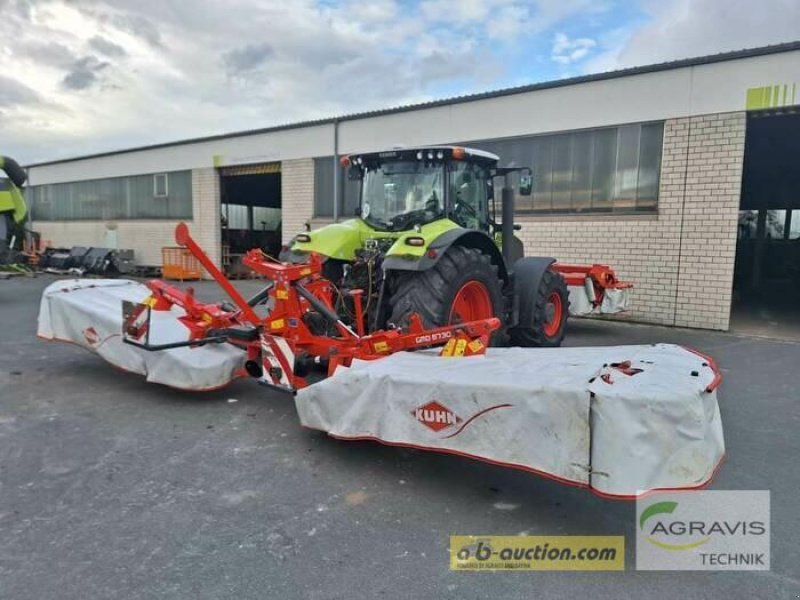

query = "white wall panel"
(338, 69), (692, 152)
(28, 124), (334, 185)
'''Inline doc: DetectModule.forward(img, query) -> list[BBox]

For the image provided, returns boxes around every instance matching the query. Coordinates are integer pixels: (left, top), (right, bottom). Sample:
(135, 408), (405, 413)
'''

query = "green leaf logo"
(639, 501), (678, 530)
(640, 501), (710, 550)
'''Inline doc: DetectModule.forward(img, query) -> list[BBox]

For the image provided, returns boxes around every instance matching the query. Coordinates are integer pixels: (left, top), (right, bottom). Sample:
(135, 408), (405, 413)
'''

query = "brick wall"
(280, 158), (314, 245)
(673, 113), (746, 329)
(191, 168), (221, 268)
(34, 220), (190, 266)
(517, 112), (746, 330)
(35, 168), (221, 268)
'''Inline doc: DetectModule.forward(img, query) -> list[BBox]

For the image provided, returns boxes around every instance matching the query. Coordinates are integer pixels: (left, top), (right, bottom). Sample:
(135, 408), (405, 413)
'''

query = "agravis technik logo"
(636, 491), (770, 571)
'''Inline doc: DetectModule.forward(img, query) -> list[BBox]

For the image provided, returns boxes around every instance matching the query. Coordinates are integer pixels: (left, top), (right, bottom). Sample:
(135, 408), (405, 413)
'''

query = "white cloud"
(551, 32), (597, 64)
(421, 0), (496, 23)
(3, 0), (512, 163)
(3, 0), (799, 165)
(531, 0), (611, 31)
(487, 5), (532, 40)
(6, 0), (604, 163)
(585, 0), (800, 72)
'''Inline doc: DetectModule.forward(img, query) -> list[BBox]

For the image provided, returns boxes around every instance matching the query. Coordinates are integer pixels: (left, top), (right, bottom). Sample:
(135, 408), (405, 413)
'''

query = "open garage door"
(220, 162), (281, 276)
(732, 109), (800, 339)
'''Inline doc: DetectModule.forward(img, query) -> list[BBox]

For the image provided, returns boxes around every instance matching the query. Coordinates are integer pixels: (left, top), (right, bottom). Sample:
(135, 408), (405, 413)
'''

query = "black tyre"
(387, 246), (503, 332)
(1, 156), (27, 188)
(509, 268), (569, 347)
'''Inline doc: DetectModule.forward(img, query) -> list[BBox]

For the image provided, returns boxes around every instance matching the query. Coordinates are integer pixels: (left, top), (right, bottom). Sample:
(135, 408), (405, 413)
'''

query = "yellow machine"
(0, 156), (28, 252)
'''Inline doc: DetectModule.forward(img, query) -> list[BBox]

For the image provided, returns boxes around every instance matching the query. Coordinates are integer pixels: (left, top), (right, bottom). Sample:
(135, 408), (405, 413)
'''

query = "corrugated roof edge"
(26, 40), (800, 168)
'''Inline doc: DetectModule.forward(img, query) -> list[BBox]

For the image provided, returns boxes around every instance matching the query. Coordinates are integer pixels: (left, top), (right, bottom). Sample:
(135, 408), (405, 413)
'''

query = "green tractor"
(0, 156), (28, 261)
(282, 146), (568, 346)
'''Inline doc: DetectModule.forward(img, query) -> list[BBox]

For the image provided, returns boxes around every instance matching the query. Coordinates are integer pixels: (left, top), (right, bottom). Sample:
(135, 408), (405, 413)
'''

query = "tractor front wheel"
(509, 268), (569, 347)
(387, 246), (503, 334)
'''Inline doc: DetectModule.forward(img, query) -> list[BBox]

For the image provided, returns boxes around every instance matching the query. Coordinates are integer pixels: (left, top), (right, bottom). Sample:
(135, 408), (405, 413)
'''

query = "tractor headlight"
(294, 234), (311, 243)
(405, 236), (425, 247)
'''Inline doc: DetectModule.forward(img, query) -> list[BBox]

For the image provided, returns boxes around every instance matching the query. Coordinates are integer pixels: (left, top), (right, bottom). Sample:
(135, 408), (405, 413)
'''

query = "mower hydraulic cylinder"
(296, 283), (358, 339)
(246, 281), (274, 307)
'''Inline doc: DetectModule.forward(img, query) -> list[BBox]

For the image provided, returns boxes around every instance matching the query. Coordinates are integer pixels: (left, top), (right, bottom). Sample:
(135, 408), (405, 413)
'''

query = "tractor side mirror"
(519, 175), (533, 196)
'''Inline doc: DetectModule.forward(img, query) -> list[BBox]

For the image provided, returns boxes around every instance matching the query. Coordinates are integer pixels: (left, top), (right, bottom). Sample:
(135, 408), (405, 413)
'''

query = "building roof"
(349, 146), (501, 162)
(27, 40), (800, 168)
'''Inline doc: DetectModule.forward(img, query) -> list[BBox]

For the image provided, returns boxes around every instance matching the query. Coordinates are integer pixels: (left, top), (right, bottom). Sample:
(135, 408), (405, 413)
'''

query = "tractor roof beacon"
(284, 145), (569, 347)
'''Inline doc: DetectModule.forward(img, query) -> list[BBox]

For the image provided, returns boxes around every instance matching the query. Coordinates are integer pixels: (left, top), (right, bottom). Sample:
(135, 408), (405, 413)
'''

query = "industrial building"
(24, 41), (800, 332)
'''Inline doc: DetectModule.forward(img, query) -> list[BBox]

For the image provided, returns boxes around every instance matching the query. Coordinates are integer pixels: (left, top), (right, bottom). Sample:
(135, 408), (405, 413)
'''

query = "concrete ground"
(730, 292), (800, 341)
(1, 275), (798, 599)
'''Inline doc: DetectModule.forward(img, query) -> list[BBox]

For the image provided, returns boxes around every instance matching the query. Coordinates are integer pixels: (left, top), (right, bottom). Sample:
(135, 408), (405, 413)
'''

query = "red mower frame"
(123, 224), (500, 392)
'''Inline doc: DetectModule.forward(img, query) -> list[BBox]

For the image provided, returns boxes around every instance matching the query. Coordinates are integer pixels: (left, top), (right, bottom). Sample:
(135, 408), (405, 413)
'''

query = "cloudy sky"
(1, 0), (799, 164)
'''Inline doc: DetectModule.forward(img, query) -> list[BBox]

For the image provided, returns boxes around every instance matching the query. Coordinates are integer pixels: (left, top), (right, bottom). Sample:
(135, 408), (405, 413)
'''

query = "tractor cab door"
(448, 160), (491, 233)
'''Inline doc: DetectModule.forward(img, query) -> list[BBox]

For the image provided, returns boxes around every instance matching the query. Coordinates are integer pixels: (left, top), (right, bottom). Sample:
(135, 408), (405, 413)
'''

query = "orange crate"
(161, 247), (202, 280)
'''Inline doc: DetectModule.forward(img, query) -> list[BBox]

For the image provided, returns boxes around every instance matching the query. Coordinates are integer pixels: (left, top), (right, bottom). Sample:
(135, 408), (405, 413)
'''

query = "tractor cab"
(343, 146), (500, 234)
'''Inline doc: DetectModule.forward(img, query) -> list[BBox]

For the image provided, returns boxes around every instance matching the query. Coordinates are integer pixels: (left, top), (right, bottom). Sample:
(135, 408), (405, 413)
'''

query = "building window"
(28, 171), (193, 221)
(153, 173), (168, 197)
(311, 121), (664, 219)
(471, 121), (664, 214)
(313, 157), (335, 218)
(313, 156), (360, 218)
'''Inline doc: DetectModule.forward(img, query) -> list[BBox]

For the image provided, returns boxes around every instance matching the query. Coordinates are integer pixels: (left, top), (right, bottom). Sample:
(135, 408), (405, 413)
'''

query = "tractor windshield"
(360, 161), (444, 231)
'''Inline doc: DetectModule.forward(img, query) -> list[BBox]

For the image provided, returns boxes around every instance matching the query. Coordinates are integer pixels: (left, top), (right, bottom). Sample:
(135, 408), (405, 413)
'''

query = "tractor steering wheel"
(425, 190), (440, 214)
(454, 198), (479, 227)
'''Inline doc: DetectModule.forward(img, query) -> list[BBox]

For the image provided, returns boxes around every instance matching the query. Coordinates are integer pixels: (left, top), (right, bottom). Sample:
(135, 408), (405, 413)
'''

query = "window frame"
(28, 171), (193, 221)
(153, 173), (169, 198)
(467, 120), (665, 217)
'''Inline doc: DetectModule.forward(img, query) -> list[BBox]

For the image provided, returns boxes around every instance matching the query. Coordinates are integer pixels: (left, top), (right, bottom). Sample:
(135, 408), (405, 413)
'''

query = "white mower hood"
(295, 345), (724, 498)
(37, 279), (245, 391)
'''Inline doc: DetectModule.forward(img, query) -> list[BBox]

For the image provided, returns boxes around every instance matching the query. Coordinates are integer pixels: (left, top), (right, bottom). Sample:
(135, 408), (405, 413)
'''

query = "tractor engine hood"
(290, 218), (460, 262)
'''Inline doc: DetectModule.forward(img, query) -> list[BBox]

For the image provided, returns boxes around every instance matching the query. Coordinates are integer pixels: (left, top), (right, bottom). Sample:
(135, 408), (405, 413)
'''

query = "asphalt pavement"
(1, 275), (798, 599)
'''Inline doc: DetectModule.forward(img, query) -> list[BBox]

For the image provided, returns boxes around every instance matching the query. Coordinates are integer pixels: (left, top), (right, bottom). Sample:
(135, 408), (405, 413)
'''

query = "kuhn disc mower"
(37, 146), (724, 498)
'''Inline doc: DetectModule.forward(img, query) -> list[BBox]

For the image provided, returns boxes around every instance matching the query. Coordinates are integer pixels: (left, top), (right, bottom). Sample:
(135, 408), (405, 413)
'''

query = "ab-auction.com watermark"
(450, 536), (624, 571)
(636, 490), (770, 570)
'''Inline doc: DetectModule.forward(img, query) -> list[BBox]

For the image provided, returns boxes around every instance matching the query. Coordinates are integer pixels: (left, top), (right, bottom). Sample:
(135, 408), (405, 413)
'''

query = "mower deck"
(38, 279), (246, 390)
(36, 223), (724, 499)
(296, 345), (724, 499)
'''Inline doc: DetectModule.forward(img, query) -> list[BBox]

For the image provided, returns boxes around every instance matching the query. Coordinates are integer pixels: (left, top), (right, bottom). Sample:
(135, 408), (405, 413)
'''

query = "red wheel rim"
(543, 291), (563, 337)
(448, 281), (494, 323)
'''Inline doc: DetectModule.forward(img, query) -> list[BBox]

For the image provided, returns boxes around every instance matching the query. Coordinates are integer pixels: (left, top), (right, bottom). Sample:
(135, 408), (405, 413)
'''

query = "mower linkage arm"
(123, 325), (260, 352)
(123, 335), (231, 352)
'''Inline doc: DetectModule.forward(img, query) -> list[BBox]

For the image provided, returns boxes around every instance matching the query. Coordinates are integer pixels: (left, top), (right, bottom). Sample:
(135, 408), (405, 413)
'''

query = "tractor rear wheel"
(509, 268), (569, 347)
(387, 246), (503, 334)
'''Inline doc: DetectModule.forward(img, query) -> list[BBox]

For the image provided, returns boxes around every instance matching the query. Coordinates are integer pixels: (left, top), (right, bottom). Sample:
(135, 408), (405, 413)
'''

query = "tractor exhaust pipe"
(501, 173), (514, 269)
